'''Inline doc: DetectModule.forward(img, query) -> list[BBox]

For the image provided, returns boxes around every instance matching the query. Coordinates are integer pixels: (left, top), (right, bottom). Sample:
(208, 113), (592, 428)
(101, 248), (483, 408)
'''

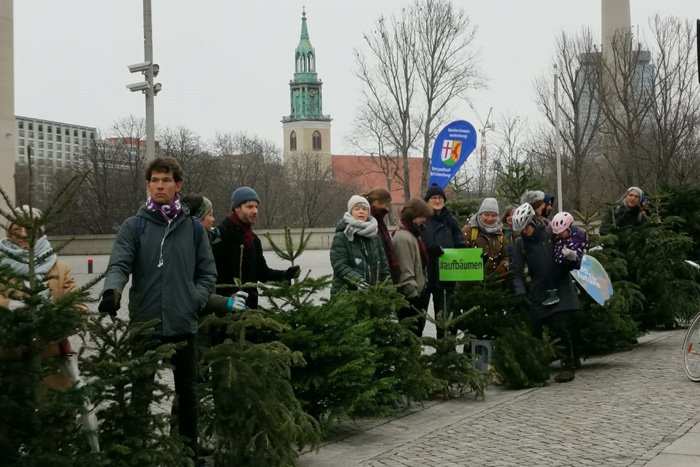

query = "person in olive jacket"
(420, 184), (466, 336)
(99, 157), (217, 463)
(330, 195), (392, 296)
(212, 187), (300, 310)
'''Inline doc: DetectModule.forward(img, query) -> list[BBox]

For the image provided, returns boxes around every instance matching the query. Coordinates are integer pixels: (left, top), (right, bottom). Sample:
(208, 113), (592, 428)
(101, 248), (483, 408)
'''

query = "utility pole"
(126, 0), (161, 160)
(554, 64), (563, 213)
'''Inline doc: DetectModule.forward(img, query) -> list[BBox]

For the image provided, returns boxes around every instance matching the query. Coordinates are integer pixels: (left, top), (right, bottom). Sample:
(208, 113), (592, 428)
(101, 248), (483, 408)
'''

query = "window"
(290, 131), (297, 151)
(82, 130), (86, 138)
(19, 138), (24, 146)
(39, 141), (44, 149)
(66, 136), (71, 144)
(47, 126), (52, 133)
(56, 152), (62, 160)
(28, 131), (34, 138)
(18, 121), (23, 129)
(38, 150), (44, 158)
(64, 128), (69, 135)
(312, 131), (322, 151)
(18, 129), (24, 137)
(57, 135), (61, 142)
(19, 147), (24, 155)
(90, 132), (95, 139)
(38, 133), (44, 140)
(47, 134), (53, 141)
(73, 129), (78, 137)
(57, 143), (62, 150)
(48, 150), (53, 157)
(38, 124), (43, 132)
(47, 142), (53, 149)
(28, 123), (33, 131)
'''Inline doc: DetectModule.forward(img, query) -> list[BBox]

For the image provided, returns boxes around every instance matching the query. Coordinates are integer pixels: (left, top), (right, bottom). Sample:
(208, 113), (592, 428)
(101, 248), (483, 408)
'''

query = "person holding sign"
(461, 198), (509, 278)
(421, 184), (467, 336)
(392, 199), (433, 337)
(511, 203), (581, 383)
(330, 195), (392, 296)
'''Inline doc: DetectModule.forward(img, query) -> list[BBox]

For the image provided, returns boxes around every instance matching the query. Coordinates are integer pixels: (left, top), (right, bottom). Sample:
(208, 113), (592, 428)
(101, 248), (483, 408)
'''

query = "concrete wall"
(50, 227), (339, 256)
(0, 1), (16, 218)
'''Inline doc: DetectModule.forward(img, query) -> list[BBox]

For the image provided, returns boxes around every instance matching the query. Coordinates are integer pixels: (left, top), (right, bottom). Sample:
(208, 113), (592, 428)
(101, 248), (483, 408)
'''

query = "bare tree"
(159, 126), (215, 195)
(354, 7), (422, 202)
(413, 0), (483, 194)
(532, 29), (604, 211)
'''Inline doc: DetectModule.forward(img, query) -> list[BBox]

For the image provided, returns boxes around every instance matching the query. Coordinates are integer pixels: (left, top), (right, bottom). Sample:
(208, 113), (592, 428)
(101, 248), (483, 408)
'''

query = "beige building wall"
(282, 120), (331, 168)
(0, 0), (16, 215)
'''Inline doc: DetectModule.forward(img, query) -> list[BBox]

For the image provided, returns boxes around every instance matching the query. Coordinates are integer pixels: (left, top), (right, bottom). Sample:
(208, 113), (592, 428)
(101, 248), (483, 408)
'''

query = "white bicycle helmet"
(551, 212), (574, 235)
(512, 203), (535, 231)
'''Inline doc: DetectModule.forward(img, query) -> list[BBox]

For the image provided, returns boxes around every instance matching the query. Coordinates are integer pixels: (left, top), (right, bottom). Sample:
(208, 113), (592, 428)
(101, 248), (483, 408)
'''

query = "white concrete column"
(601, 0), (631, 56)
(0, 0), (16, 216)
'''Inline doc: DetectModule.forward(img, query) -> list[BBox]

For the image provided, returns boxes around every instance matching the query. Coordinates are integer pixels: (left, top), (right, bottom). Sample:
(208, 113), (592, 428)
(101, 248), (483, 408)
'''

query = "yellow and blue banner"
(428, 120), (477, 188)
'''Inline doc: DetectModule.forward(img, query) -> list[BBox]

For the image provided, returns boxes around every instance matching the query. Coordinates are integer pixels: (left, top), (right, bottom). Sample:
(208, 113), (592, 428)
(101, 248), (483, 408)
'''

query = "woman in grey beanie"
(461, 198), (509, 279)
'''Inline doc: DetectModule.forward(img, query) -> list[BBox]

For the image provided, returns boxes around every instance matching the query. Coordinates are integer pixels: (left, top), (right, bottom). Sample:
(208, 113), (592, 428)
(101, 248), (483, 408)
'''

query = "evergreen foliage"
(445, 198), (479, 222)
(452, 277), (525, 340)
(496, 163), (546, 205)
(492, 324), (560, 389)
(198, 307), (321, 467)
(420, 309), (488, 398)
(80, 317), (192, 466)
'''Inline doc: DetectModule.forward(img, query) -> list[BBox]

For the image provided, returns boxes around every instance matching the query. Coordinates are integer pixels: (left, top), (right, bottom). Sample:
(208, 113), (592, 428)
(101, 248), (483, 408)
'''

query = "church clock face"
(309, 89), (316, 97)
(294, 89), (300, 97)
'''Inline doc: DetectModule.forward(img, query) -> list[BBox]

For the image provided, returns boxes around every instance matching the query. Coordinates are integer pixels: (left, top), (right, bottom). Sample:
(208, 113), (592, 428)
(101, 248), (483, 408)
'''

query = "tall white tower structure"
(601, 0), (631, 55)
(0, 0), (16, 210)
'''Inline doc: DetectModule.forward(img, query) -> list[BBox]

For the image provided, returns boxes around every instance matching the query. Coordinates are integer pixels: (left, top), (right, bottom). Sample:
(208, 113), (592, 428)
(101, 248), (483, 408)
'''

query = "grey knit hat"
(477, 198), (499, 216)
(520, 190), (546, 210)
(347, 195), (370, 213)
(231, 187), (260, 211)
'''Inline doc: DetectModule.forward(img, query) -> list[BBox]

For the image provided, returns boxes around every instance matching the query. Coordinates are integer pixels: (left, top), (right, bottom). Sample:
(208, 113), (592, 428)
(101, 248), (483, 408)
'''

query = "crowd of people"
(0, 153), (649, 463)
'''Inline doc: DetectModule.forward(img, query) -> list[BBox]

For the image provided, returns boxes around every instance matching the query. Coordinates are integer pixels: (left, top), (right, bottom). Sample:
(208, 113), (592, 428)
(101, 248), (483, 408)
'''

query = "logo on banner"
(440, 140), (462, 166)
(428, 120), (477, 189)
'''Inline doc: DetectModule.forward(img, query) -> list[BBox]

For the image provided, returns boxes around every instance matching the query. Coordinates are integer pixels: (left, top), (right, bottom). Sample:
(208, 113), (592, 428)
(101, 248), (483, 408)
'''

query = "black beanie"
(424, 183), (446, 202)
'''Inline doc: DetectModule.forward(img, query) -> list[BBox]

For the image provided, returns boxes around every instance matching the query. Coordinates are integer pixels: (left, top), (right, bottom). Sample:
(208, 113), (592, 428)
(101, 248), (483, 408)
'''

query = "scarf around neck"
(229, 211), (254, 247)
(146, 194), (182, 223)
(400, 218), (428, 268)
(0, 236), (58, 298)
(343, 212), (378, 241)
(371, 206), (398, 274)
(469, 213), (503, 235)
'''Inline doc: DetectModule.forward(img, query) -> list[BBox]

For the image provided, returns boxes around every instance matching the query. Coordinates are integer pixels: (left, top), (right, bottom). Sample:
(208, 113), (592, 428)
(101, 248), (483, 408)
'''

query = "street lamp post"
(553, 64), (563, 213)
(126, 0), (161, 160)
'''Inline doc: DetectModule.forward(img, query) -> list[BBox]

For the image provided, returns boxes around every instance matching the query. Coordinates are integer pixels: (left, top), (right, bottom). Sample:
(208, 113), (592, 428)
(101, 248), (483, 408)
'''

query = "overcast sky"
(12, 0), (698, 155)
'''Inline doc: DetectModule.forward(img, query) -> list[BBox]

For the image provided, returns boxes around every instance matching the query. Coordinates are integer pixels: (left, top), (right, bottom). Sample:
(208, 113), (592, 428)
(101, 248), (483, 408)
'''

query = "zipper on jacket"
(157, 218), (174, 268)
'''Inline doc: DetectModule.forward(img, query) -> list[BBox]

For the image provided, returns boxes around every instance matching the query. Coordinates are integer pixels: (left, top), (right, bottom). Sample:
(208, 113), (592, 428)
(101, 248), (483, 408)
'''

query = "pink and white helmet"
(551, 212), (574, 235)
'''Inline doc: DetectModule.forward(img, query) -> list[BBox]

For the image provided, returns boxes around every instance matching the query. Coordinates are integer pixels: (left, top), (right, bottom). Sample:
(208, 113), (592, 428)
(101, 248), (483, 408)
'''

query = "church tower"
(282, 9), (332, 167)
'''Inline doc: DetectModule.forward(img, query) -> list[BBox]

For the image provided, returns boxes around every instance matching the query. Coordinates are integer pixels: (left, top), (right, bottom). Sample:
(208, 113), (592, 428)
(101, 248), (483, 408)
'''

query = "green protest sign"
(438, 248), (484, 281)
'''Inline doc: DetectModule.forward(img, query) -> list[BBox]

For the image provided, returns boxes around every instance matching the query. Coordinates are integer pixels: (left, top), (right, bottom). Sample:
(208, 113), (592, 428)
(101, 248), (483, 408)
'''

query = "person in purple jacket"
(542, 211), (589, 306)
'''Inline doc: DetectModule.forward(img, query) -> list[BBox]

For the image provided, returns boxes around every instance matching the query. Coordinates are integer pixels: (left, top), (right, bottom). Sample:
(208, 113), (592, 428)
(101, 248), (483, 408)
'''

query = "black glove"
(98, 289), (121, 317)
(426, 244), (444, 257)
(283, 265), (301, 281)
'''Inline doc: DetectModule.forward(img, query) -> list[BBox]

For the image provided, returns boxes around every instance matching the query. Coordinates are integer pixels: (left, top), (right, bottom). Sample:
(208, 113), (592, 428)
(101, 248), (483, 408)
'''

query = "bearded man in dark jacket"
(212, 187), (300, 310)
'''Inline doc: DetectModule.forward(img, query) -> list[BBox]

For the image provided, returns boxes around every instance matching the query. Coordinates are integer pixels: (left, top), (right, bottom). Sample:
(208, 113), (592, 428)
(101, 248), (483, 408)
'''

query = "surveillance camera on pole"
(126, 81), (151, 93)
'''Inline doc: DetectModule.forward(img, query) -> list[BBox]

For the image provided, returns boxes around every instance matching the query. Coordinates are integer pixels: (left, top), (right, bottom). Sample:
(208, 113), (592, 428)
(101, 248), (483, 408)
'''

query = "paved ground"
(63, 251), (700, 466)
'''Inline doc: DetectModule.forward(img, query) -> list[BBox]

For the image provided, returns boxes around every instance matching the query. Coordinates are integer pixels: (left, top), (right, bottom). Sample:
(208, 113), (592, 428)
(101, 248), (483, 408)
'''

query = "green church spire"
(283, 8), (330, 123)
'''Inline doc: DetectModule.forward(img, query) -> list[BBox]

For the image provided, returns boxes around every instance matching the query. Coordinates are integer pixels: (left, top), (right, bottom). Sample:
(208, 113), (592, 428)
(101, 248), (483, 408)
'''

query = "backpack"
(134, 215), (204, 251)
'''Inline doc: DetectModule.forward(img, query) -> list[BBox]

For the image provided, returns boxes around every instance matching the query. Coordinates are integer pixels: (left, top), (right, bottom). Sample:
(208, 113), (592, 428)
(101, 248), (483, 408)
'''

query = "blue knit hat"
(231, 187), (260, 211)
(424, 183), (446, 202)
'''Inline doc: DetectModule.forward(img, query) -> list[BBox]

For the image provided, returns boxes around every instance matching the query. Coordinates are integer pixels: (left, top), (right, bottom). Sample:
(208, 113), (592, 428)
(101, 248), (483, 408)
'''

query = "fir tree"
(496, 162), (545, 205)
(492, 324), (560, 389)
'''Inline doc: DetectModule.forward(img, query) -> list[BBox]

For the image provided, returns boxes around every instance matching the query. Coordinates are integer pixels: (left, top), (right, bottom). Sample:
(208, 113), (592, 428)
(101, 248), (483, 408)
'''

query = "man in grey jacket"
(99, 156), (217, 462)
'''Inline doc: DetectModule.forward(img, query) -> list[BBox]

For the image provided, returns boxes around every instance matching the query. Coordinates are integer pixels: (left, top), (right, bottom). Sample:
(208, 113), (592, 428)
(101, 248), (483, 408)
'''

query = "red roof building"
(332, 154), (425, 203)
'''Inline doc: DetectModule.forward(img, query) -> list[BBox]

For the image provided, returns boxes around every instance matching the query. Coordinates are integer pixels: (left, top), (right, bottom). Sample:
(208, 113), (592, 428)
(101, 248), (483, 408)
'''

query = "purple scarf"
(146, 194), (182, 222)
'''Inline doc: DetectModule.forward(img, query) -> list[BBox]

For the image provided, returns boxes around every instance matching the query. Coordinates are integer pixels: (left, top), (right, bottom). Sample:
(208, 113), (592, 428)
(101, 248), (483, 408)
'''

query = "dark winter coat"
(212, 216), (286, 310)
(330, 219), (392, 296)
(103, 205), (217, 336)
(512, 220), (579, 321)
(421, 208), (467, 289)
(600, 201), (646, 234)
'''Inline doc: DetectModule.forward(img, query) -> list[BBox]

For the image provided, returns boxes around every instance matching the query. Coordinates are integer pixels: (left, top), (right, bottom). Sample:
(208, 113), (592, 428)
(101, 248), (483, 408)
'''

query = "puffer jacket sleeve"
(512, 237), (528, 296)
(373, 237), (392, 286)
(103, 217), (137, 295)
(193, 226), (217, 311)
(330, 232), (364, 286)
